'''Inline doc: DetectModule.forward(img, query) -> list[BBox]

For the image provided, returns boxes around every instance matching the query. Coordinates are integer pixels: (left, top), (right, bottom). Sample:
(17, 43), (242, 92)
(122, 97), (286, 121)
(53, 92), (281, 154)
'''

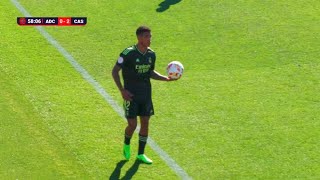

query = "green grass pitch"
(1, 0), (320, 179)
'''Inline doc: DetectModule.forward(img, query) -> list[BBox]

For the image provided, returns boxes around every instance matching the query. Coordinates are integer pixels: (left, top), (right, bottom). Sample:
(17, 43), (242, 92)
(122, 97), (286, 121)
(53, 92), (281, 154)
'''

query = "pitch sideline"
(10, 0), (191, 179)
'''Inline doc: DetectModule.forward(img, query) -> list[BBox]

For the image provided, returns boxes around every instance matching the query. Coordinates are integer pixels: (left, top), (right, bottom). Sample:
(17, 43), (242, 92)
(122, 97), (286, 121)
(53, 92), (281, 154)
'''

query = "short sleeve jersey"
(116, 45), (156, 96)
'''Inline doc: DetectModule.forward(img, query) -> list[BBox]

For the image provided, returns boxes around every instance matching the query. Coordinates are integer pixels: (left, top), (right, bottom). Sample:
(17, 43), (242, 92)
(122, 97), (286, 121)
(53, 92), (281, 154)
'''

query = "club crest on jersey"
(136, 58), (140, 62)
(148, 57), (152, 63)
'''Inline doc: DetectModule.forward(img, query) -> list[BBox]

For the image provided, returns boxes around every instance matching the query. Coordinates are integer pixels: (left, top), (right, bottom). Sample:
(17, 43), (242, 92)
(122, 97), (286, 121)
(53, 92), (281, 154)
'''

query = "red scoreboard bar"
(17, 17), (87, 26)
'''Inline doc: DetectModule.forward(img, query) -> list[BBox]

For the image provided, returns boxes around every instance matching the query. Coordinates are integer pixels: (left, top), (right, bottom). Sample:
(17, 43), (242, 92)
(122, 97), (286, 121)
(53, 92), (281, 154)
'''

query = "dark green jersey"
(116, 45), (156, 101)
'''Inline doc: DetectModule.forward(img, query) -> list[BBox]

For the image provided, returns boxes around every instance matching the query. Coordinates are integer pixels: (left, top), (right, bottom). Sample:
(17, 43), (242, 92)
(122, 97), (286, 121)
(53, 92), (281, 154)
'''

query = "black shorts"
(123, 98), (154, 118)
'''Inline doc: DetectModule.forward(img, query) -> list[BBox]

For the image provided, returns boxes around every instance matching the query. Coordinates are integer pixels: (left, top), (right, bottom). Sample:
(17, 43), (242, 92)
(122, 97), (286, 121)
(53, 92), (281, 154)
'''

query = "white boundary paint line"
(11, 0), (191, 179)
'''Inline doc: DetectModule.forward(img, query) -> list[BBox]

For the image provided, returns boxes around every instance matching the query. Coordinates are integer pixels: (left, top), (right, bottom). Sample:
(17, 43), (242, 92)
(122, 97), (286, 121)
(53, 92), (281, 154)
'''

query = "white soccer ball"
(166, 61), (184, 80)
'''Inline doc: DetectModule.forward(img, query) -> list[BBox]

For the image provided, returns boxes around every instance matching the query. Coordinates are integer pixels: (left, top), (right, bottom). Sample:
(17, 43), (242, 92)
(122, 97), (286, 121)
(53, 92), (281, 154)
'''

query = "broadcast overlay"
(17, 17), (87, 26)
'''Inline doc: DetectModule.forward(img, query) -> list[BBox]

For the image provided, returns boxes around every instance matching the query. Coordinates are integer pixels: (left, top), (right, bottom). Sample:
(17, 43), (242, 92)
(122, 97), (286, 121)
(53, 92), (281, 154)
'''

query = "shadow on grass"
(121, 160), (142, 180)
(109, 160), (127, 180)
(156, 0), (182, 12)
(109, 160), (142, 180)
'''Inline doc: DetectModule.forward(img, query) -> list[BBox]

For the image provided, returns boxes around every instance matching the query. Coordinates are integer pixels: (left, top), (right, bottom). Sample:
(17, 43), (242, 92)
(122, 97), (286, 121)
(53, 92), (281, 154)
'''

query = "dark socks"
(138, 134), (148, 155)
(124, 133), (132, 145)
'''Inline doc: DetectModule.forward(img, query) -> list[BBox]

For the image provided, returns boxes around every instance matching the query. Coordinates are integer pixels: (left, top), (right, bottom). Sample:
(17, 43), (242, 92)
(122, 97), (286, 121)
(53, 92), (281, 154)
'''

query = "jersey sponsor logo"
(117, 57), (124, 64)
(135, 64), (151, 73)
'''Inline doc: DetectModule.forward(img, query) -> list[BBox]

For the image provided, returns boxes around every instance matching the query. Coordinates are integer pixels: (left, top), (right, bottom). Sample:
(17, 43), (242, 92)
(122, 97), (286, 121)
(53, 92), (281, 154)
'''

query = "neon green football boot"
(136, 154), (153, 164)
(123, 144), (130, 160)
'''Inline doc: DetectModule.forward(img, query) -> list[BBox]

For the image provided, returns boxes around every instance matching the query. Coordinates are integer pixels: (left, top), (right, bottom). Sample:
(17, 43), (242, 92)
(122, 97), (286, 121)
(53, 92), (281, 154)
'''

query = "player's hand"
(166, 77), (177, 81)
(121, 89), (134, 101)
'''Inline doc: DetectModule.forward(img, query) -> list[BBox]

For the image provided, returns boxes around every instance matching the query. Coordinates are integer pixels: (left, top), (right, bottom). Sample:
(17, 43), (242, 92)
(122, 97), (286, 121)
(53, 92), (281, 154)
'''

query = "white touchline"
(11, 0), (192, 179)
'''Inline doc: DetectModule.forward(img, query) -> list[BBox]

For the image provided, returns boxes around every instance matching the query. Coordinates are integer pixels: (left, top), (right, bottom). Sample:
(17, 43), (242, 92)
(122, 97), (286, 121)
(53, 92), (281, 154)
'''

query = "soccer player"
(112, 26), (175, 164)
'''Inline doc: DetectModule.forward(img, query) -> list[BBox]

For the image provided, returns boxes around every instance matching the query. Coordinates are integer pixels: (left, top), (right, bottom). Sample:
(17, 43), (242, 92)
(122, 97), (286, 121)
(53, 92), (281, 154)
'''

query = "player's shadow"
(109, 160), (127, 180)
(156, 0), (182, 12)
(109, 160), (142, 180)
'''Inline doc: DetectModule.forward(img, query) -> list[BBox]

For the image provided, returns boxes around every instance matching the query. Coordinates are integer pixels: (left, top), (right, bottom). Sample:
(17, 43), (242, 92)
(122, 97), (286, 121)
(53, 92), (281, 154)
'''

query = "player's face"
(138, 32), (152, 47)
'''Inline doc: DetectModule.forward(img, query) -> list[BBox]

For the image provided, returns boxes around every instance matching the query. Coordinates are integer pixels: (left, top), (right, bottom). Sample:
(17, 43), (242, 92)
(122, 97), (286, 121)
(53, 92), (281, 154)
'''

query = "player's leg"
(139, 116), (149, 154)
(123, 100), (138, 144)
(123, 117), (137, 160)
(123, 100), (138, 160)
(124, 118), (137, 144)
(136, 116), (153, 164)
(135, 97), (154, 164)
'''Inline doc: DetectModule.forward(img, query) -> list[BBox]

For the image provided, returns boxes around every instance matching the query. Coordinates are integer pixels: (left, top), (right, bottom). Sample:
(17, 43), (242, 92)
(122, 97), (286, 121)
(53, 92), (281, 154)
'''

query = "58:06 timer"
(28, 18), (42, 24)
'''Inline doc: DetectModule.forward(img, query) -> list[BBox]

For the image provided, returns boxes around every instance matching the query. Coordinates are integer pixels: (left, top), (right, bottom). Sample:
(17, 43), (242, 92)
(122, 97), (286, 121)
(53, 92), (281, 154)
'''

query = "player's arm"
(150, 70), (175, 81)
(112, 64), (133, 101)
(112, 64), (124, 91)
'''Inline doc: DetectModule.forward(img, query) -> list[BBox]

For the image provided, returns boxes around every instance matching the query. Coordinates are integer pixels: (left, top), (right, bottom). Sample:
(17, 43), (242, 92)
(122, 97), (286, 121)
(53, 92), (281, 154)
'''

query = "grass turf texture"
(1, 0), (320, 179)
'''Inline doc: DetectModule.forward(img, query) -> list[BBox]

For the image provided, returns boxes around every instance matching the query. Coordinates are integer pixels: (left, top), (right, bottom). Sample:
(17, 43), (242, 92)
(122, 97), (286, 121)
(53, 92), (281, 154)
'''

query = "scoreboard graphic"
(17, 17), (87, 26)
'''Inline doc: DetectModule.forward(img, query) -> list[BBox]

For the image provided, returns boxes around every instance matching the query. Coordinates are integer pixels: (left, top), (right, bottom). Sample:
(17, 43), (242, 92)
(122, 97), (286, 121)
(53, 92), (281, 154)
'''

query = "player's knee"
(128, 121), (137, 129)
